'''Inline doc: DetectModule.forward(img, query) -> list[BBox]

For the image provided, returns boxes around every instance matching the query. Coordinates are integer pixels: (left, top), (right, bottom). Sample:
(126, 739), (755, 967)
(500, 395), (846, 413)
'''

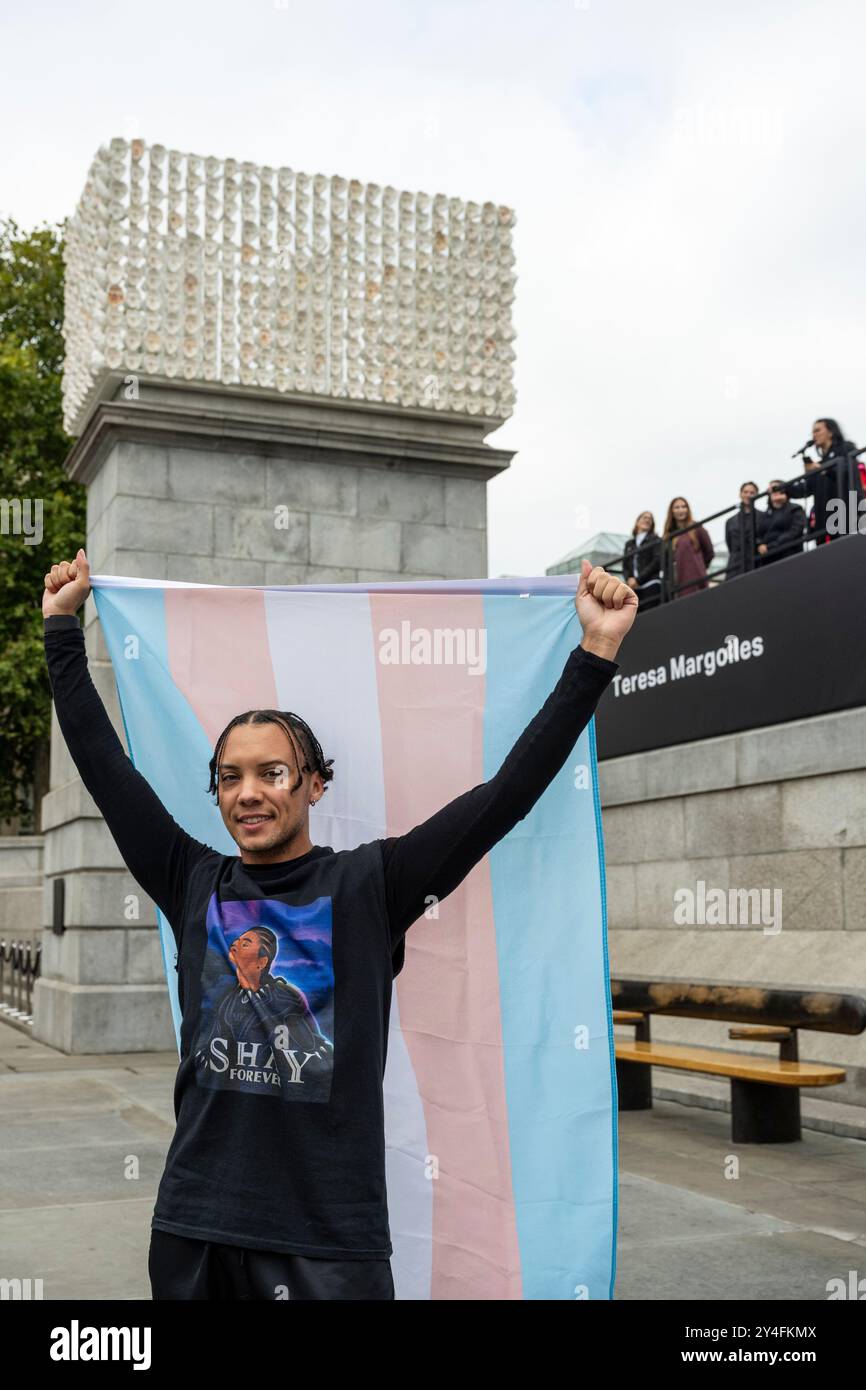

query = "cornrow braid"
(207, 709), (335, 801)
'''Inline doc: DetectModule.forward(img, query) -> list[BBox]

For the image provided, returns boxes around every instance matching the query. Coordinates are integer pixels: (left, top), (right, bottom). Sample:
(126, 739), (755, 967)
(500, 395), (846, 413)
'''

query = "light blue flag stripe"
(93, 585), (232, 1049)
(483, 593), (618, 1300)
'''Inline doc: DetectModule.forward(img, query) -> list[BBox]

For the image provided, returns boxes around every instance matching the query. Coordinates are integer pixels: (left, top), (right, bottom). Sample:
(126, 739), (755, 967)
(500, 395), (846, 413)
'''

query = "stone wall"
(85, 439), (489, 591)
(0, 836), (43, 942)
(600, 702), (866, 1129)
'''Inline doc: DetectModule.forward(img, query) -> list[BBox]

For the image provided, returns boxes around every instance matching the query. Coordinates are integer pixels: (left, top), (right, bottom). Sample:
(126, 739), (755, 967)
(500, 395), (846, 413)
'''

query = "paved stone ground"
(1, 1018), (863, 1301)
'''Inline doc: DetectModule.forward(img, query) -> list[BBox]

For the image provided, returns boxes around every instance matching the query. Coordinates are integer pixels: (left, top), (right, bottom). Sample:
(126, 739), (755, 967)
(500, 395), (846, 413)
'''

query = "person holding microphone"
(787, 417), (863, 543)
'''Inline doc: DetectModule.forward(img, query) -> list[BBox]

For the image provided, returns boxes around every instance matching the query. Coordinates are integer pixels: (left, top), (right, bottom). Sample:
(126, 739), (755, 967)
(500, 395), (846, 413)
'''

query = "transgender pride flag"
(91, 573), (618, 1301)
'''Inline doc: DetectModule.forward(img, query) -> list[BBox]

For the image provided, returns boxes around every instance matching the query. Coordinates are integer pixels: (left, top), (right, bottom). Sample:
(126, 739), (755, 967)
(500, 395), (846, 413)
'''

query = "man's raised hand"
(574, 558), (638, 662)
(43, 549), (91, 618)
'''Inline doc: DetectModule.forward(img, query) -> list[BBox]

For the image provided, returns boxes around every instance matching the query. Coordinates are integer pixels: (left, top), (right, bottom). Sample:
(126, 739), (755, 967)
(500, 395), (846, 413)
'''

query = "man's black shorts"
(148, 1229), (395, 1301)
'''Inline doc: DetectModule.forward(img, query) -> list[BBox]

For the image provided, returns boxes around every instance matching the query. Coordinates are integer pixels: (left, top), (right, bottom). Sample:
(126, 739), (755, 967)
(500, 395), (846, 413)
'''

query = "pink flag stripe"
(370, 593), (522, 1299)
(165, 587), (279, 746)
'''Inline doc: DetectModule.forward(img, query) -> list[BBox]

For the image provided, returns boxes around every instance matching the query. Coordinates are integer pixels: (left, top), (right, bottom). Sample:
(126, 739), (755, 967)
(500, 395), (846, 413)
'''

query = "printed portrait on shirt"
(192, 893), (334, 1103)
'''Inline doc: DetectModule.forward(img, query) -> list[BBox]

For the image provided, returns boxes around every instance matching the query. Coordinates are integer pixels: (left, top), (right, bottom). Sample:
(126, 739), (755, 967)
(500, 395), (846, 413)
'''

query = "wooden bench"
(610, 979), (866, 1143)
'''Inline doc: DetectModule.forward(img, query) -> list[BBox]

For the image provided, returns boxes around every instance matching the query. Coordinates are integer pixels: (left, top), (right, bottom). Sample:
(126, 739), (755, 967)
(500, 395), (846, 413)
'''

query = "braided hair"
(207, 710), (335, 802)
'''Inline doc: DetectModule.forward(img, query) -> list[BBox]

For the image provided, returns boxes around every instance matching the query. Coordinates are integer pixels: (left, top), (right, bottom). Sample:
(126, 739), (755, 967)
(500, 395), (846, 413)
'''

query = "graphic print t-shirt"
(192, 896), (335, 1103)
(43, 613), (617, 1258)
(158, 840), (397, 1256)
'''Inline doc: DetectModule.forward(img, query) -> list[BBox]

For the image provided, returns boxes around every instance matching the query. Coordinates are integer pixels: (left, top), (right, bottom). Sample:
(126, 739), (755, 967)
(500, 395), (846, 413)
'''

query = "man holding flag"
(42, 549), (636, 1300)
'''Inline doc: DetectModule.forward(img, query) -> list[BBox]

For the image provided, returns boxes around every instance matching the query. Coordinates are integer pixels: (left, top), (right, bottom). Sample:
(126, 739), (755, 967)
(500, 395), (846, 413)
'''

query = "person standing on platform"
(787, 417), (863, 545)
(757, 481), (806, 565)
(622, 510), (662, 611)
(725, 481), (767, 579)
(663, 497), (714, 598)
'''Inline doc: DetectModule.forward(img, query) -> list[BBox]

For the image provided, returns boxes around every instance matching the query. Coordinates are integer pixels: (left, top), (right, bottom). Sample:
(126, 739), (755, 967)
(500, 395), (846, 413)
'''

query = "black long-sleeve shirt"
(43, 611), (617, 1258)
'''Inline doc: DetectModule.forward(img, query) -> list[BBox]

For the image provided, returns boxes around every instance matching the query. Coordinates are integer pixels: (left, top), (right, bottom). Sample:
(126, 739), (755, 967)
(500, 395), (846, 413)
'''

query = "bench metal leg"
(731, 1079), (801, 1142)
(616, 1059), (653, 1110)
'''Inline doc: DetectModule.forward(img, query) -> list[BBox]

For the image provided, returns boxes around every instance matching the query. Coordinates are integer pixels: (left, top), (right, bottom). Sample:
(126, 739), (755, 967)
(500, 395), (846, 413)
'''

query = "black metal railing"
(607, 450), (863, 605)
(0, 938), (41, 1023)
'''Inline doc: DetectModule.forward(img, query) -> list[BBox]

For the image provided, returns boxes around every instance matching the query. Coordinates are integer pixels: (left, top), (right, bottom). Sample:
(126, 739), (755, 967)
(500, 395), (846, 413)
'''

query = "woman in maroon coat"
(663, 496), (714, 598)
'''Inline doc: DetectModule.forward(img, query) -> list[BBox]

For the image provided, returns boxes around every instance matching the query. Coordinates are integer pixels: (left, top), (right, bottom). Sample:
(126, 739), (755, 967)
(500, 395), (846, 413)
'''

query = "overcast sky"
(2, 0), (864, 576)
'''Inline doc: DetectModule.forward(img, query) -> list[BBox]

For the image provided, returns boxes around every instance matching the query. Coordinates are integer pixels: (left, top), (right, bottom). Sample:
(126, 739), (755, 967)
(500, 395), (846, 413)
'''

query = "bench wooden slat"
(728, 1026), (792, 1041)
(615, 1040), (844, 1087)
(613, 1010), (645, 1023)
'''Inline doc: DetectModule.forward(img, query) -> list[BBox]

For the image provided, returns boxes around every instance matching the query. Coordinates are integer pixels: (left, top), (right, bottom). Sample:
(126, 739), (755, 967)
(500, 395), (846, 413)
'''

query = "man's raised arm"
(43, 550), (212, 932)
(380, 561), (637, 956)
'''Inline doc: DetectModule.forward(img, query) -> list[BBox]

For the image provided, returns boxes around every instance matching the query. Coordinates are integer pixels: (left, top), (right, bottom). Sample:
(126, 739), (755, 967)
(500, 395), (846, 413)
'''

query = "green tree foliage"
(0, 218), (85, 829)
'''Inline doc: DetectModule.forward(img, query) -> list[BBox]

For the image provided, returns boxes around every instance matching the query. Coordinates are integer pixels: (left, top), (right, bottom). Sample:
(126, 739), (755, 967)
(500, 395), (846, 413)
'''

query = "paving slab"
(0, 1018), (863, 1300)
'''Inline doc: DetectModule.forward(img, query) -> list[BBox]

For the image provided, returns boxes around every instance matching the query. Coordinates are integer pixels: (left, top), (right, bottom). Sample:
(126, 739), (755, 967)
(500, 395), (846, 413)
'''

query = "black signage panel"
(595, 535), (866, 759)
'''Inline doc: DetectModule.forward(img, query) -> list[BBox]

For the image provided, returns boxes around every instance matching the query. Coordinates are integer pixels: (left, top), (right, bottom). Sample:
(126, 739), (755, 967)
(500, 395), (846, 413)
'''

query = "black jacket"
(759, 500), (806, 563)
(787, 442), (863, 539)
(724, 506), (767, 577)
(622, 531), (661, 588)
